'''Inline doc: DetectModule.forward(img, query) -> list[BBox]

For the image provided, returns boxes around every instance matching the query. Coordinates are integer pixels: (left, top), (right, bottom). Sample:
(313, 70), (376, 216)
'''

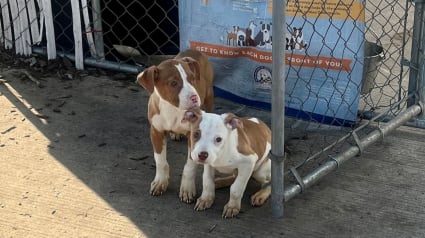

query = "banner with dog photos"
(178, 0), (365, 126)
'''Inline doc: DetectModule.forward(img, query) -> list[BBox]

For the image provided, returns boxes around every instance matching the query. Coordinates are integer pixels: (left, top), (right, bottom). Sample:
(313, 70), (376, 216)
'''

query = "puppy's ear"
(136, 66), (158, 94)
(181, 57), (200, 82)
(223, 113), (243, 130)
(182, 107), (202, 123)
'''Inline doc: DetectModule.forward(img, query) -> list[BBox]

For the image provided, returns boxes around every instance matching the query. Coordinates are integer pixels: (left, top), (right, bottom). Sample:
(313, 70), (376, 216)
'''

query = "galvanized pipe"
(418, 0), (425, 121)
(270, 0), (286, 218)
(407, 1), (424, 107)
(359, 110), (425, 128)
(283, 104), (422, 202)
(33, 47), (142, 74)
(398, 0), (411, 106)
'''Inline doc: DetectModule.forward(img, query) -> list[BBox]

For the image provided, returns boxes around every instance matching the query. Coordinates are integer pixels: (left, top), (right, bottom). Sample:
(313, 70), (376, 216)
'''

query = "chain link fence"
(100, 1), (179, 63)
(281, 0), (417, 177)
(1, 0), (424, 216)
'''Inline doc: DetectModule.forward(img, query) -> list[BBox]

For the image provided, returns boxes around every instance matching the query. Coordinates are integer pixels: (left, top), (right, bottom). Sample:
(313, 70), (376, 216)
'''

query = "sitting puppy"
(136, 49), (214, 202)
(183, 107), (271, 218)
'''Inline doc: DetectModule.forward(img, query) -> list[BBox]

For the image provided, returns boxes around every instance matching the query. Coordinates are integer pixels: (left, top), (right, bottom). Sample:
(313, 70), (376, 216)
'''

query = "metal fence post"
(271, 0), (286, 219)
(407, 2), (423, 108)
(418, 1), (425, 121)
(408, 0), (425, 124)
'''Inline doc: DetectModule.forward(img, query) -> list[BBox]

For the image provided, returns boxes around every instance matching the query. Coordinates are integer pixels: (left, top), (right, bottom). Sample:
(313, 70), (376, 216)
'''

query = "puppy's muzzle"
(198, 151), (208, 162)
(190, 95), (199, 104)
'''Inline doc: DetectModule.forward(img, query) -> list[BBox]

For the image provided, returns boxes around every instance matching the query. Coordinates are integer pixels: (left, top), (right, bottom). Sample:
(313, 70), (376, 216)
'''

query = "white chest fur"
(151, 98), (190, 134)
(213, 153), (257, 174)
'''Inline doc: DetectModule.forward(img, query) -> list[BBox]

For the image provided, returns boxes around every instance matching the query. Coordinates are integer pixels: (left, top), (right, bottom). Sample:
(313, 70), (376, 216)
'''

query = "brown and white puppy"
(183, 108), (271, 218)
(136, 49), (214, 202)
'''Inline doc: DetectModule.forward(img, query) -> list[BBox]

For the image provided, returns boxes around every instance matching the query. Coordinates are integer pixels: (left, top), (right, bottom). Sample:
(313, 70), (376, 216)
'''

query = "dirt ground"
(0, 54), (284, 237)
(1, 53), (425, 238)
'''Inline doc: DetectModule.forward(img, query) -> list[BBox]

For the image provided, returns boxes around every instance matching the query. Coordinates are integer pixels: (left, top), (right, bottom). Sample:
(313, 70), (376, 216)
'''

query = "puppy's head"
(292, 27), (302, 37)
(183, 109), (242, 165)
(136, 57), (202, 109)
(261, 22), (272, 33)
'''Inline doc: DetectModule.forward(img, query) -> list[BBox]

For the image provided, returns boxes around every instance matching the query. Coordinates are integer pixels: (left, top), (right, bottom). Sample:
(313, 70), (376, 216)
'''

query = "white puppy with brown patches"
(136, 50), (214, 202)
(183, 107), (272, 218)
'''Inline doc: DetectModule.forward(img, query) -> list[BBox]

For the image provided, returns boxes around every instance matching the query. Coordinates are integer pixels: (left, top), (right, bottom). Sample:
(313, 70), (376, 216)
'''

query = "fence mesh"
(361, 1), (413, 115)
(100, 1), (179, 63)
(281, 1), (416, 177)
(0, 0), (419, 186)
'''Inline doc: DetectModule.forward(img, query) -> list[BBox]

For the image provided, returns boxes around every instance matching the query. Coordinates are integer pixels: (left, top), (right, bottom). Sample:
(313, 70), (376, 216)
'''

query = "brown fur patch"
(150, 125), (166, 153)
(153, 60), (184, 107)
(183, 107), (203, 149)
(175, 50), (214, 112)
(147, 94), (160, 123)
(236, 118), (271, 160)
(136, 66), (158, 94)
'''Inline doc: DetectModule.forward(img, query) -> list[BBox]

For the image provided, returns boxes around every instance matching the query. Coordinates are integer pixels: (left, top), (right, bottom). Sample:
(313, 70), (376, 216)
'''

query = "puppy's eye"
(193, 131), (201, 140)
(170, 80), (178, 88)
(215, 137), (222, 143)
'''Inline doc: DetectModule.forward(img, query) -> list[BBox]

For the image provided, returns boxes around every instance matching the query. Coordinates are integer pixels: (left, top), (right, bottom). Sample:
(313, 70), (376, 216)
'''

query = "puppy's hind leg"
(215, 176), (235, 189)
(251, 185), (271, 207)
(214, 170), (237, 189)
(251, 159), (271, 206)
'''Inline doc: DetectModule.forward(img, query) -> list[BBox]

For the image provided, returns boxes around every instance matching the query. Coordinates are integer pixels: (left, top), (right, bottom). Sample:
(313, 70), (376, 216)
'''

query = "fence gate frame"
(270, 0), (425, 218)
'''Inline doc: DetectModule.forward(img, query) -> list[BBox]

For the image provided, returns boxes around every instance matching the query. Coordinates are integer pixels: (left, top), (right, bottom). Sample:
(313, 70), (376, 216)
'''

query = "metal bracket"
(351, 131), (364, 155)
(377, 125), (385, 141)
(419, 101), (424, 114)
(269, 151), (286, 163)
(408, 0), (425, 3)
(416, 102), (425, 127)
(289, 167), (305, 193)
(328, 155), (340, 168)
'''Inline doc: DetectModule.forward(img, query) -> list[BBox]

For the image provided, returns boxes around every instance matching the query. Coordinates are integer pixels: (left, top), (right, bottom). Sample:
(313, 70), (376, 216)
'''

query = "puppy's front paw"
(169, 132), (183, 141)
(150, 179), (168, 196)
(194, 196), (214, 211)
(222, 203), (240, 219)
(179, 182), (196, 203)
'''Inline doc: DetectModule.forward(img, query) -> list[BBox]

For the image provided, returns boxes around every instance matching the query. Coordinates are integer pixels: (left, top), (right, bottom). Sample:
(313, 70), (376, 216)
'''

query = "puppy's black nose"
(198, 151), (208, 161)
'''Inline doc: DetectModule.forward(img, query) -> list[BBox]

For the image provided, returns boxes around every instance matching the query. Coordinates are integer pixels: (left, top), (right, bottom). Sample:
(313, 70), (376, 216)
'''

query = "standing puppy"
(136, 49), (214, 202)
(183, 108), (271, 218)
